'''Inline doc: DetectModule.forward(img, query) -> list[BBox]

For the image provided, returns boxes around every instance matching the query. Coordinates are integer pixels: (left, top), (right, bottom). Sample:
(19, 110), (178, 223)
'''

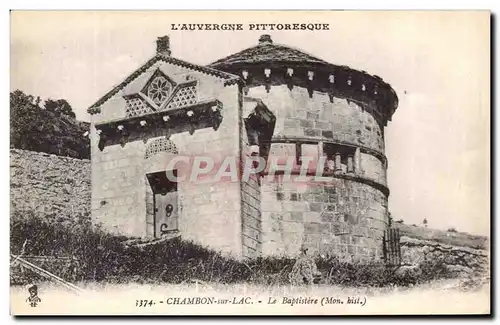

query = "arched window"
(145, 138), (178, 159)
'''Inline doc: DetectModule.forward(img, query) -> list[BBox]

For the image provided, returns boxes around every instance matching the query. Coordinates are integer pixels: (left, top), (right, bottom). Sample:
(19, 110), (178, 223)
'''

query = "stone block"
(322, 130), (334, 138)
(304, 128), (321, 137)
(289, 212), (303, 222)
(309, 202), (323, 212)
(300, 119), (314, 128)
(315, 121), (331, 129)
(243, 213), (260, 229)
(321, 212), (336, 222)
(303, 211), (321, 222)
(281, 222), (304, 233)
(304, 222), (322, 234)
(242, 224), (261, 241)
(306, 112), (319, 120)
(284, 119), (300, 128)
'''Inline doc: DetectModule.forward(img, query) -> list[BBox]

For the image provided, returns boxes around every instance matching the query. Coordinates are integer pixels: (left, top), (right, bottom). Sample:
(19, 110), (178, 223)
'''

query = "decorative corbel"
(264, 68), (271, 93)
(117, 125), (128, 147)
(139, 120), (148, 143)
(307, 71), (315, 98)
(96, 129), (106, 151)
(285, 68), (294, 91)
(328, 74), (335, 103)
(212, 113), (223, 131)
(117, 124), (129, 136)
(210, 102), (223, 131)
(187, 110), (196, 135)
(242, 70), (250, 95)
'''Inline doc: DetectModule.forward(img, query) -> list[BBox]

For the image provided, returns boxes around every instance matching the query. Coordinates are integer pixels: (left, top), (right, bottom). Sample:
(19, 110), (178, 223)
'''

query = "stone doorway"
(146, 170), (179, 238)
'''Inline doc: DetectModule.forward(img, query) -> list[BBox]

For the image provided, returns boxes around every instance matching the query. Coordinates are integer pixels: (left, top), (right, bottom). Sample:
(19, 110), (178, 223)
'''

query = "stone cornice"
(94, 99), (223, 150)
(263, 169), (390, 197)
(223, 63), (398, 127)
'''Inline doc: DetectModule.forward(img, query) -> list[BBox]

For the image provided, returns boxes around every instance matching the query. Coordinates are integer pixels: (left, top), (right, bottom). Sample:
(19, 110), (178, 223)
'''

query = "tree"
(10, 89), (90, 159)
(10, 89), (36, 108)
(423, 218), (428, 228)
(44, 99), (76, 118)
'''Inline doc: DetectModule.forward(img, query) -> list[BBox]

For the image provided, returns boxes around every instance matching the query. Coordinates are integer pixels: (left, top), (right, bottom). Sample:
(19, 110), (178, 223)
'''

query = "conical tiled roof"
(208, 34), (399, 124)
(209, 34), (329, 69)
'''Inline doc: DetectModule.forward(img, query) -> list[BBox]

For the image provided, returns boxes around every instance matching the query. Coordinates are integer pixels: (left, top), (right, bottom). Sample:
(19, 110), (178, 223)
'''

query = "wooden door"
(154, 189), (178, 238)
(146, 170), (178, 238)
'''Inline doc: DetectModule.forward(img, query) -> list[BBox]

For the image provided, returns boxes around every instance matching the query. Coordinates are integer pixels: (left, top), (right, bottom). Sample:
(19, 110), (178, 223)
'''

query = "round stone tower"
(209, 35), (399, 261)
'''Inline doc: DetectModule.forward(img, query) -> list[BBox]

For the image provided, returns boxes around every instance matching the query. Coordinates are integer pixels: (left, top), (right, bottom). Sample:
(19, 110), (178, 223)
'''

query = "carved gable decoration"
(123, 68), (199, 118)
(143, 70), (176, 107)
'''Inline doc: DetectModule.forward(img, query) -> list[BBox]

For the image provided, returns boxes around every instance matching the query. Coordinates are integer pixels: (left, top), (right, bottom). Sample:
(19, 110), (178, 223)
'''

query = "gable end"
(88, 55), (241, 115)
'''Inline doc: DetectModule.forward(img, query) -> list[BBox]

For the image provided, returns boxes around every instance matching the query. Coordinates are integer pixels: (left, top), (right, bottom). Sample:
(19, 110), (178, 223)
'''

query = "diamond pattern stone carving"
(147, 75), (172, 106)
(125, 97), (153, 117)
(145, 138), (178, 159)
(166, 84), (197, 110)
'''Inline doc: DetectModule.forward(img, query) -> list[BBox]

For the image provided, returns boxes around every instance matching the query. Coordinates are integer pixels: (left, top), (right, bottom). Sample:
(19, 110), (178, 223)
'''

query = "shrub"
(10, 211), (456, 287)
(10, 90), (90, 159)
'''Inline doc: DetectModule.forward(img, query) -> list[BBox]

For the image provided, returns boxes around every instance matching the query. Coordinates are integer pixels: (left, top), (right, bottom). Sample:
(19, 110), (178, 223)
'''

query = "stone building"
(88, 34), (399, 260)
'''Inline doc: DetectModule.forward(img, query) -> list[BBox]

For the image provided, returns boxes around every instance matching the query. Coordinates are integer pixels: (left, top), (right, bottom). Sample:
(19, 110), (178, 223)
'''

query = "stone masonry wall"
(247, 84), (388, 260)
(91, 61), (244, 256)
(246, 85), (385, 154)
(400, 236), (489, 276)
(240, 174), (262, 258)
(10, 149), (91, 224)
(261, 176), (388, 260)
(240, 96), (263, 258)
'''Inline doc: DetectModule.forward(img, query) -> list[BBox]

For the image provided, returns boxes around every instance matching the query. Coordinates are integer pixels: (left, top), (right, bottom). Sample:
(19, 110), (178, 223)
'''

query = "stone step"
(121, 233), (181, 248)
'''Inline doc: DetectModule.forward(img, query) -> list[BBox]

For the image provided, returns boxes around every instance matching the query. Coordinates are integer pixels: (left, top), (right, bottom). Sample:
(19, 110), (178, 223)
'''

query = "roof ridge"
(269, 42), (329, 63)
(208, 42), (329, 67)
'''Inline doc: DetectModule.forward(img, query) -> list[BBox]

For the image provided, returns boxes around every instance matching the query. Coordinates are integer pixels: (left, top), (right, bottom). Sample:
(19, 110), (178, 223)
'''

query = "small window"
(145, 138), (178, 159)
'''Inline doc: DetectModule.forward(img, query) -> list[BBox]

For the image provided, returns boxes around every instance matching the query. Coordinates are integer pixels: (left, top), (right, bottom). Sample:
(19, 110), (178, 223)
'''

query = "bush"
(10, 211), (455, 287)
(10, 90), (90, 159)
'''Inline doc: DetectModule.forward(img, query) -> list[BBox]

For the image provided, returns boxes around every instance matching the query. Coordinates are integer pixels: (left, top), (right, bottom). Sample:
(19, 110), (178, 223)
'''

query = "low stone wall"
(394, 223), (488, 250)
(400, 236), (489, 276)
(10, 149), (91, 224)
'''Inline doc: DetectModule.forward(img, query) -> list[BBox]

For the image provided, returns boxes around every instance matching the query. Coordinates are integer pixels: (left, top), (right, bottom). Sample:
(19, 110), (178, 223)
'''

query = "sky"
(10, 11), (490, 235)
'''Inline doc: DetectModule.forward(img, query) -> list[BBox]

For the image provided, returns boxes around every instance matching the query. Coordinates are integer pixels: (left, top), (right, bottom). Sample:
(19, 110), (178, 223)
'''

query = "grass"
(11, 210), (463, 288)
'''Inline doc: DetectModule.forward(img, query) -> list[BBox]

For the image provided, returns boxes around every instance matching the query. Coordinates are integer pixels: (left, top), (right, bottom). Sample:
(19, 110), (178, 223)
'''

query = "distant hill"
(394, 223), (488, 250)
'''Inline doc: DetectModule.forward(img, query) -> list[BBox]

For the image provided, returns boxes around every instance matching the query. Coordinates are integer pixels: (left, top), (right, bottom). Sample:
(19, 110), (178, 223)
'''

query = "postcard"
(9, 10), (491, 315)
